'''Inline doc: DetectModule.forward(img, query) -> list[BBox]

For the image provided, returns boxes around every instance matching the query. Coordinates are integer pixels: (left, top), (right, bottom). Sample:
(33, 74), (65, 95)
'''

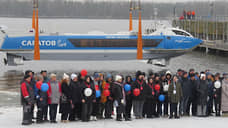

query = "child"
(168, 75), (183, 119)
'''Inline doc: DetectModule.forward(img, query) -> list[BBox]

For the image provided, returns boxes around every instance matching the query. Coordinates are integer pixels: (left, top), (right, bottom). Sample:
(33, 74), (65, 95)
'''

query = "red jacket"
(21, 80), (31, 98)
(47, 81), (62, 104)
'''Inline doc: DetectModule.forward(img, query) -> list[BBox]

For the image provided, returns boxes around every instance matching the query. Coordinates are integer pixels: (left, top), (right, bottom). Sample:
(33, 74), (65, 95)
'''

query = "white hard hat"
(115, 75), (122, 81)
(71, 73), (78, 80)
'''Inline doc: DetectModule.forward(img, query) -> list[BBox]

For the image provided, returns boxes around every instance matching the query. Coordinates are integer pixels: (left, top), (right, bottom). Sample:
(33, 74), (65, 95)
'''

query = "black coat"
(60, 82), (72, 114)
(81, 82), (96, 103)
(111, 82), (124, 103)
(181, 77), (193, 98)
(196, 80), (208, 105)
(37, 90), (48, 107)
(70, 80), (82, 104)
(189, 79), (198, 99)
(132, 79), (146, 101)
(145, 83), (160, 101)
(213, 80), (222, 103)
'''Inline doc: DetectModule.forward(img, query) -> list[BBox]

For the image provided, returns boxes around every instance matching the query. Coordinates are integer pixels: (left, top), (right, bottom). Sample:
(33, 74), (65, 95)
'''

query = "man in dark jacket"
(206, 72), (214, 116)
(69, 74), (82, 121)
(196, 74), (208, 117)
(21, 75), (35, 125)
(187, 74), (198, 116)
(132, 71), (147, 119)
(180, 72), (192, 116)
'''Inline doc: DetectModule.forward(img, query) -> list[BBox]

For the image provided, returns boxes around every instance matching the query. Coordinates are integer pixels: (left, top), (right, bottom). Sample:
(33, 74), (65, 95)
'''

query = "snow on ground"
(0, 107), (227, 128)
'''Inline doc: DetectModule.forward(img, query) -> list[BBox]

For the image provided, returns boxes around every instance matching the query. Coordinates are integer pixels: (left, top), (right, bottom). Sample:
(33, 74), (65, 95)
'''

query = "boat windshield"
(172, 30), (190, 37)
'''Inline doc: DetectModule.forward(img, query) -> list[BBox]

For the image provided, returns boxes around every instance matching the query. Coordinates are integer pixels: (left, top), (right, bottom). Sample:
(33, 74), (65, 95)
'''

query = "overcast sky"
(16, 0), (227, 3)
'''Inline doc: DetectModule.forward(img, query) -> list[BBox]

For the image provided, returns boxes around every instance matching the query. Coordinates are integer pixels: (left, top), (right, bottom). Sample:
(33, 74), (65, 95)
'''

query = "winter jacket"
(112, 82), (124, 104)
(81, 81), (96, 103)
(181, 77), (193, 98)
(168, 81), (183, 103)
(213, 80), (222, 103)
(70, 80), (82, 104)
(221, 79), (228, 112)
(60, 82), (72, 104)
(145, 82), (160, 101)
(100, 80), (108, 103)
(21, 80), (35, 105)
(207, 79), (214, 98)
(132, 79), (146, 101)
(196, 80), (208, 105)
(47, 81), (62, 104)
(189, 79), (198, 98)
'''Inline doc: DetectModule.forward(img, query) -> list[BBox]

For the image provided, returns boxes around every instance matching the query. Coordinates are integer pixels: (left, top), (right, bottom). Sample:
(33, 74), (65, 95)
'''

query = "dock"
(172, 17), (228, 54)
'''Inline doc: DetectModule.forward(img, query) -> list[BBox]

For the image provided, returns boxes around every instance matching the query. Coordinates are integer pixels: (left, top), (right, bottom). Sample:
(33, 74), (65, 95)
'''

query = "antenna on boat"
(33, 0), (40, 60)
(129, 0), (133, 31)
(137, 0), (143, 60)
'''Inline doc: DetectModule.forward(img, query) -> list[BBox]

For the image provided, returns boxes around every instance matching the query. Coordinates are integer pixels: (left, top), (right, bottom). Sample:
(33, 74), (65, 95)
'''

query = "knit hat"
(166, 71), (172, 75)
(106, 73), (112, 79)
(63, 73), (69, 80)
(115, 75), (122, 81)
(94, 73), (100, 79)
(136, 71), (142, 78)
(71, 73), (77, 80)
(206, 72), (212, 76)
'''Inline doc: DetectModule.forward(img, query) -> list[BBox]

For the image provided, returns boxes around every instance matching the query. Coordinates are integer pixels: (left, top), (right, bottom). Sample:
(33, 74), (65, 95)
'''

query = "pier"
(173, 17), (228, 54)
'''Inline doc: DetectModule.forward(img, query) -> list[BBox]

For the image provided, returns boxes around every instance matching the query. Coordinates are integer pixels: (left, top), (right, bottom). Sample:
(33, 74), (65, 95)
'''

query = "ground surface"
(0, 106), (227, 128)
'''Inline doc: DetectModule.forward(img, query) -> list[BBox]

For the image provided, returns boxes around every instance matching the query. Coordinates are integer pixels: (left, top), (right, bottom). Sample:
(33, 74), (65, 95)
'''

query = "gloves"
(207, 96), (210, 101)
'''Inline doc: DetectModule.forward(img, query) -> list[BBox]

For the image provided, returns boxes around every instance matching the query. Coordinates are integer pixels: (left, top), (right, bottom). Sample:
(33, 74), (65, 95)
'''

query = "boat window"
(68, 39), (163, 48)
(172, 30), (190, 37)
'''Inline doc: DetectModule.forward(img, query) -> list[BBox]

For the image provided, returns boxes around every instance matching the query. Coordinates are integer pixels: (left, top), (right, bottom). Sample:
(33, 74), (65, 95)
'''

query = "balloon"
(124, 84), (131, 92)
(133, 78), (136, 82)
(41, 83), (49, 92)
(96, 90), (101, 98)
(81, 69), (87, 77)
(95, 85), (99, 91)
(36, 81), (42, 90)
(214, 81), (221, 89)
(159, 94), (165, 102)
(163, 84), (169, 92)
(104, 83), (110, 90)
(84, 88), (92, 97)
(103, 89), (110, 96)
(133, 88), (140, 96)
(155, 84), (160, 91)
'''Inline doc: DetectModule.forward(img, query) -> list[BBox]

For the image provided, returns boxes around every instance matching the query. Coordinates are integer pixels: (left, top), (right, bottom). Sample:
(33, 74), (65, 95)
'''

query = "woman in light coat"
(221, 75), (228, 115)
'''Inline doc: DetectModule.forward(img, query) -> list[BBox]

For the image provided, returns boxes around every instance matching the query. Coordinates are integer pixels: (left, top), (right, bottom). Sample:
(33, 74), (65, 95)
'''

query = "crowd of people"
(20, 69), (228, 125)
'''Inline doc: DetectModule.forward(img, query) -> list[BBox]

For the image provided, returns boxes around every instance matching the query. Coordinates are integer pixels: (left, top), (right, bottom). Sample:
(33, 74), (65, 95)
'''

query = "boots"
(116, 114), (123, 121)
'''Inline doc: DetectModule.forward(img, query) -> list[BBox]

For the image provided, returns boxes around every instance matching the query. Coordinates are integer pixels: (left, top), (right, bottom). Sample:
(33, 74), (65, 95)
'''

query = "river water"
(0, 18), (227, 106)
